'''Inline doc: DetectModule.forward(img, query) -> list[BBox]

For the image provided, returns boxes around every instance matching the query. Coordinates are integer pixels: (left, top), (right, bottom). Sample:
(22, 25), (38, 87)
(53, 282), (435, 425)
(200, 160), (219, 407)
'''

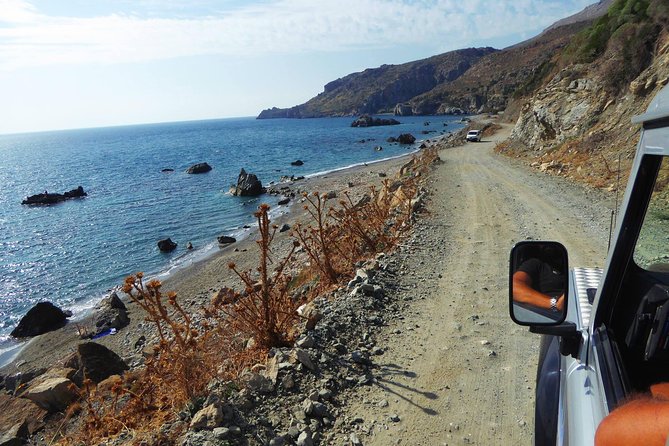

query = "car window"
(633, 157), (669, 271)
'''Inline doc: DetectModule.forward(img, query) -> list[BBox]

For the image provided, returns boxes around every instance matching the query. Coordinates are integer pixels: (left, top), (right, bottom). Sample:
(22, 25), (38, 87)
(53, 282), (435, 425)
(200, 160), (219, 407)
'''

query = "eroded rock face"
(510, 67), (604, 150)
(11, 302), (70, 338)
(394, 103), (413, 116)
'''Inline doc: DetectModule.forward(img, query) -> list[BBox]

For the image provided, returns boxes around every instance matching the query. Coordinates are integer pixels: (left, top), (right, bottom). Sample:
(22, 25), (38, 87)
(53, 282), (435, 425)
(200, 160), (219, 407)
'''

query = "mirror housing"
(509, 241), (568, 326)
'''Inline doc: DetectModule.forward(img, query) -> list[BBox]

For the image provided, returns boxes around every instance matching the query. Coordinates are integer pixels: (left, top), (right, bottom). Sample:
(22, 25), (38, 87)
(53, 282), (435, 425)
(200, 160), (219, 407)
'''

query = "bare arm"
(512, 270), (564, 310)
(595, 396), (669, 446)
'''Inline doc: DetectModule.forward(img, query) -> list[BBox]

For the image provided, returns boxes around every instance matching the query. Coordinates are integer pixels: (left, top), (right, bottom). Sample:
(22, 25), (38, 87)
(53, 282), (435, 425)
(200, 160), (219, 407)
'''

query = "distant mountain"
(257, 47), (497, 119)
(257, 1), (613, 119)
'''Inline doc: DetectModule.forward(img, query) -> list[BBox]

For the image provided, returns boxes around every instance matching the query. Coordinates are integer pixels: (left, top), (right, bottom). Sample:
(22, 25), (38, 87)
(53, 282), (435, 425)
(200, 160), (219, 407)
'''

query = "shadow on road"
(372, 362), (439, 416)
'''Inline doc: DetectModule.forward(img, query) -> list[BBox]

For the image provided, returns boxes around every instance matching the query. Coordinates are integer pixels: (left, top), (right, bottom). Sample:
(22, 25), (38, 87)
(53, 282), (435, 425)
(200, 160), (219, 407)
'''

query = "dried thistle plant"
(292, 192), (341, 285)
(212, 204), (302, 349)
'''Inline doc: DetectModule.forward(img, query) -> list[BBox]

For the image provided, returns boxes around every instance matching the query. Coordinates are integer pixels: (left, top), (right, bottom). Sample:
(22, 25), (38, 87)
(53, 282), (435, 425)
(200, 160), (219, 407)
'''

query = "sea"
(0, 115), (465, 357)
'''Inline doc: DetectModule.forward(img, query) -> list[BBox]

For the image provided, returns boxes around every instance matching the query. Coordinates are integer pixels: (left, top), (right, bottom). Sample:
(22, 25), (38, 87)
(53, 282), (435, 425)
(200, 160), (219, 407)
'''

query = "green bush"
(565, 0), (651, 63)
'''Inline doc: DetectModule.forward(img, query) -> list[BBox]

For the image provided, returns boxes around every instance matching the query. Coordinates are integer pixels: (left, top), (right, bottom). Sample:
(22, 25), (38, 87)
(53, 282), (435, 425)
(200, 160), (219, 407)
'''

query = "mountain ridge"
(257, 1), (613, 119)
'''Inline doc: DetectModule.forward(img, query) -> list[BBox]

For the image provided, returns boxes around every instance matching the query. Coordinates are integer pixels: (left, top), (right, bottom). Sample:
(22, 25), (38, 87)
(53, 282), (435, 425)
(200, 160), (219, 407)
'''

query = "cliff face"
(409, 22), (592, 115)
(502, 0), (669, 189)
(257, 48), (497, 119)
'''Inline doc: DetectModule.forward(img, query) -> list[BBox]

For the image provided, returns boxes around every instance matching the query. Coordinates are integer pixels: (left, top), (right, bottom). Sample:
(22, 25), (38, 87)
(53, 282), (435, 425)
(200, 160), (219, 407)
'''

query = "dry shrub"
(63, 274), (219, 444)
(293, 192), (342, 285)
(209, 204), (302, 350)
(295, 147), (436, 290)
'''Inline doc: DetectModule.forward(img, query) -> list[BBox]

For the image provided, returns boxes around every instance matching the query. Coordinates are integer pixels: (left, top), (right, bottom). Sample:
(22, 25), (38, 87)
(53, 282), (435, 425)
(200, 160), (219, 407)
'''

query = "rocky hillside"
(257, 1), (613, 119)
(257, 47), (497, 119)
(500, 0), (669, 189)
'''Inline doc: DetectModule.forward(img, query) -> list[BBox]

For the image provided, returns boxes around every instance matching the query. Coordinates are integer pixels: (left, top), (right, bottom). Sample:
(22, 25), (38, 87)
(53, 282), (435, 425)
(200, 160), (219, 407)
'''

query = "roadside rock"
(11, 302), (70, 338)
(186, 162), (212, 174)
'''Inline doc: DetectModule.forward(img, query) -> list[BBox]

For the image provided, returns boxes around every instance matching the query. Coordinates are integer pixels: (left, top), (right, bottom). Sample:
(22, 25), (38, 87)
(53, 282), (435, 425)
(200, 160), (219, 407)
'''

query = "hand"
(556, 294), (565, 311)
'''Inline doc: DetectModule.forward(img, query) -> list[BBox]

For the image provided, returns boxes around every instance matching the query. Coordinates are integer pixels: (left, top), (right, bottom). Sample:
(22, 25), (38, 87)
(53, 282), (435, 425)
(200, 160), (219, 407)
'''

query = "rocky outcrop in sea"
(350, 115), (400, 128)
(21, 186), (87, 205)
(231, 169), (266, 196)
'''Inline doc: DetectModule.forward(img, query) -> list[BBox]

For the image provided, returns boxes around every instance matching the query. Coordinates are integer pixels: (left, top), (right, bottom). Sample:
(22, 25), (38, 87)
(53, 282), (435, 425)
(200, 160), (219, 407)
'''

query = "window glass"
(634, 157), (669, 271)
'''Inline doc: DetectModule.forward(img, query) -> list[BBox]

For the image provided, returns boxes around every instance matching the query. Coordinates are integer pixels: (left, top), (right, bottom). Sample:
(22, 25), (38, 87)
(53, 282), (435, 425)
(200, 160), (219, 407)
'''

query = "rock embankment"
(177, 246), (429, 445)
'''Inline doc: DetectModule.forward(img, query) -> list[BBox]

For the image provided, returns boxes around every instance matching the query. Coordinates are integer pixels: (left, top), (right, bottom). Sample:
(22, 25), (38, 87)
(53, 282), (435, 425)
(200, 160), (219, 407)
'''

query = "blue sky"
(1, 0), (594, 134)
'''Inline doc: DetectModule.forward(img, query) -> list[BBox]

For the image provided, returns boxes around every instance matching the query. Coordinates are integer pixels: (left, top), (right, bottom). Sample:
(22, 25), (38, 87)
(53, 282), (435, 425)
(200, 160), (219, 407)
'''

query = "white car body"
(466, 130), (482, 142)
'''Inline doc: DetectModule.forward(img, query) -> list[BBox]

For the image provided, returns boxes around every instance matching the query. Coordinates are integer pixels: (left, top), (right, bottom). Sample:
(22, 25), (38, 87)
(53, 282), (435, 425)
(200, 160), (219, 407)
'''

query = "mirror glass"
(509, 241), (568, 326)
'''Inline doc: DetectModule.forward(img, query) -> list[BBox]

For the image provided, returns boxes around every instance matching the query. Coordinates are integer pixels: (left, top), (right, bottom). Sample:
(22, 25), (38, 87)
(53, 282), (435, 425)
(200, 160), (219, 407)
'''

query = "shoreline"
(0, 131), (461, 376)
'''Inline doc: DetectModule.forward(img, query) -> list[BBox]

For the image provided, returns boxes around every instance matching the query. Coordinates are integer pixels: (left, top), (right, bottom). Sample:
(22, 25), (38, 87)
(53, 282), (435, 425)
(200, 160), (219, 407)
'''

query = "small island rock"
(398, 133), (416, 144)
(351, 115), (400, 127)
(22, 186), (87, 205)
(291, 160), (304, 166)
(186, 162), (212, 174)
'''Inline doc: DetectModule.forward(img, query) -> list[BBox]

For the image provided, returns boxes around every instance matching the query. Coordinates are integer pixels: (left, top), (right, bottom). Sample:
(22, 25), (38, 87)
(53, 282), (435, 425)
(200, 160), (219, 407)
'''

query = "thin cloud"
(0, 0), (592, 70)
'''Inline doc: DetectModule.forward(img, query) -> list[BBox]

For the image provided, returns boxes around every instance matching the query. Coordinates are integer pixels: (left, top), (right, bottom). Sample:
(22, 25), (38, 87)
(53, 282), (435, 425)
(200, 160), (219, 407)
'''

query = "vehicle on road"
(509, 84), (669, 444)
(466, 130), (482, 142)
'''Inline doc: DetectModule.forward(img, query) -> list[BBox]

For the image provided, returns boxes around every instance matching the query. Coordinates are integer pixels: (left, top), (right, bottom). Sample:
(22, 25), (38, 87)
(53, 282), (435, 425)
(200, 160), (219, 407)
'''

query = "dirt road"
(340, 124), (613, 445)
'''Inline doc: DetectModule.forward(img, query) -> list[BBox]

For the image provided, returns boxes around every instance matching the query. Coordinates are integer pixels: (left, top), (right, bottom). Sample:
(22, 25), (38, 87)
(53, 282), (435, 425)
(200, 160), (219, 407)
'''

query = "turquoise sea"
(0, 115), (465, 354)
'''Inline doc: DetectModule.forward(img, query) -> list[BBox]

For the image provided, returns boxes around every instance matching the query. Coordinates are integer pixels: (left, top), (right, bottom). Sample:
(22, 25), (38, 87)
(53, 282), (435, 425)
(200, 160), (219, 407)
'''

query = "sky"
(0, 0), (596, 134)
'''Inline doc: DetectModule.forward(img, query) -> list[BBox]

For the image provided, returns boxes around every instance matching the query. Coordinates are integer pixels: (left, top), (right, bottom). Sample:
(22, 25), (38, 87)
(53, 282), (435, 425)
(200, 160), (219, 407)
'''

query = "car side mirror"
(509, 241), (568, 326)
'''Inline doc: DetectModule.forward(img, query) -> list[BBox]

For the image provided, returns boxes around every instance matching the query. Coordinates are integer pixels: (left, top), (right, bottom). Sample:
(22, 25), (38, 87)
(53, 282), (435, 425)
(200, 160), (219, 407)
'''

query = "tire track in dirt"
(339, 124), (611, 445)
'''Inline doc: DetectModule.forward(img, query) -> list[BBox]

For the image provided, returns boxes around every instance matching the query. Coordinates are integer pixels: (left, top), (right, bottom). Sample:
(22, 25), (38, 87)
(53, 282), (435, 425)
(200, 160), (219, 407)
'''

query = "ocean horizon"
(0, 115), (466, 355)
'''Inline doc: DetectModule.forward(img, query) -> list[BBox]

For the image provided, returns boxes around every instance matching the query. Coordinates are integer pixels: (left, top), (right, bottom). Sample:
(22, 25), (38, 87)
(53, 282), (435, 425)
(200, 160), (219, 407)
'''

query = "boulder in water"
(158, 238), (177, 252)
(230, 169), (266, 196)
(186, 162), (212, 174)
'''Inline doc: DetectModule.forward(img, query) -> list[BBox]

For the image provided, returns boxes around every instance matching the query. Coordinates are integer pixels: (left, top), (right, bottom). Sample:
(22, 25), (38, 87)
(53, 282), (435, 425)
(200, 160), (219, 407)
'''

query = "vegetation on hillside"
(563, 0), (668, 92)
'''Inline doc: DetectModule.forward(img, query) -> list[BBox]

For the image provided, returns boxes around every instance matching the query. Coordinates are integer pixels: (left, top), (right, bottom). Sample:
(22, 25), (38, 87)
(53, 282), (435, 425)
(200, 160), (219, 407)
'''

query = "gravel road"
(339, 124), (615, 445)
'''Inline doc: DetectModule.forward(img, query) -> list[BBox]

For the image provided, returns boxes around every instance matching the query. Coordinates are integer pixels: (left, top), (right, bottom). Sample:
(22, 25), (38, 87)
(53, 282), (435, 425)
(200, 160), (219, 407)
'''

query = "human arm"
(512, 270), (564, 311)
(595, 395), (669, 446)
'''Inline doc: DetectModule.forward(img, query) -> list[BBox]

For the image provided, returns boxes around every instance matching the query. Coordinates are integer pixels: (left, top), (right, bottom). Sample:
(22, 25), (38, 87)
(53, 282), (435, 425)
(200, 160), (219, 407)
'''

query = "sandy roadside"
(0, 135), (453, 380)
